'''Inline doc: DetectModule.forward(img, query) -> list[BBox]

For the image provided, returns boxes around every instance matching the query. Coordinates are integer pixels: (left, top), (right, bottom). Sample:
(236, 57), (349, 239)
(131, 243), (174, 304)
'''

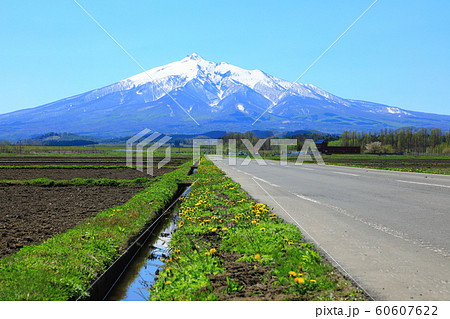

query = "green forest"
(333, 128), (450, 154)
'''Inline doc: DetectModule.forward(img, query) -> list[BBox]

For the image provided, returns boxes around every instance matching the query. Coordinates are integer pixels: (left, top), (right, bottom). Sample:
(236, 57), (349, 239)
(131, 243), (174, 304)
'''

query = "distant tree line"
(19, 132), (99, 147)
(336, 128), (450, 154)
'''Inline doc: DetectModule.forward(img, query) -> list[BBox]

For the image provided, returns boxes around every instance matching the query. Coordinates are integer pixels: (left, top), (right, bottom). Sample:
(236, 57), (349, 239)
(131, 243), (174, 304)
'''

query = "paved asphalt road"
(209, 156), (450, 300)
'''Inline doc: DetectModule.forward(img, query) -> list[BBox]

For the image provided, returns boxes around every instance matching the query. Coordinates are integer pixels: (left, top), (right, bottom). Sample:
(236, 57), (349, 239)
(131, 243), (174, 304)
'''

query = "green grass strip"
(150, 159), (365, 301)
(325, 163), (450, 175)
(0, 163), (192, 301)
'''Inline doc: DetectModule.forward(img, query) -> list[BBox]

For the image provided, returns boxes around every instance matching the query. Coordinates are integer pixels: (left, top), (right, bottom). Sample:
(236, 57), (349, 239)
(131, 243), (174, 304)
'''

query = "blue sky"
(0, 0), (449, 116)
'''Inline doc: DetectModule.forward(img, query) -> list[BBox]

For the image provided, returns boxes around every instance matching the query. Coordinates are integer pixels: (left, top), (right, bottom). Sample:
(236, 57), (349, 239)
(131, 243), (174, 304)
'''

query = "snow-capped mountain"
(89, 52), (338, 108)
(1, 53), (449, 140)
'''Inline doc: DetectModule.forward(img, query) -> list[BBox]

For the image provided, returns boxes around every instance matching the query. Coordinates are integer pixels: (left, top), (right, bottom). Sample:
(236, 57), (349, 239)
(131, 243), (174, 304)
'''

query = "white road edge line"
(299, 167), (315, 171)
(252, 176), (280, 188)
(396, 180), (450, 189)
(294, 193), (322, 204)
(332, 171), (360, 177)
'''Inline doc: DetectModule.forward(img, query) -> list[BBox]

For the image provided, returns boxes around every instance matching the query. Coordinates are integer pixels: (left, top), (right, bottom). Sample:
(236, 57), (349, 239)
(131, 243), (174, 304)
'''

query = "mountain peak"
(119, 53), (319, 102)
(185, 53), (204, 61)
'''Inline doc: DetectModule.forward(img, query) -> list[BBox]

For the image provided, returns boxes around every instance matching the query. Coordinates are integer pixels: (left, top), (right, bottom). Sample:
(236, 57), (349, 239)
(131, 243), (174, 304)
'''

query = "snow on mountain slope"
(107, 53), (331, 104)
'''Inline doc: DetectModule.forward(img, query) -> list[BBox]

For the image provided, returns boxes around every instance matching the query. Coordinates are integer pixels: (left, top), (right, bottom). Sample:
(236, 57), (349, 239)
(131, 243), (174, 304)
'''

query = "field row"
(0, 163), (193, 300)
(0, 168), (167, 180)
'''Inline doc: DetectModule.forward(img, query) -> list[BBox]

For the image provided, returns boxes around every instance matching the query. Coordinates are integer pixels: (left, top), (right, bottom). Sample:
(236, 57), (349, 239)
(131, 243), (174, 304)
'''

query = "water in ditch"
(105, 187), (191, 301)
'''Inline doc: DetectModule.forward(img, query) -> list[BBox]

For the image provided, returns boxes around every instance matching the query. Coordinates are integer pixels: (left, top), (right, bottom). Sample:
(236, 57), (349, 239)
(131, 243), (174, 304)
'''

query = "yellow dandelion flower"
(211, 228), (217, 232)
(310, 279), (317, 283)
(204, 252), (210, 256)
(288, 271), (297, 277)
(209, 248), (217, 254)
(259, 227), (265, 231)
(294, 277), (305, 284)
(166, 281), (172, 284)
(254, 254), (261, 260)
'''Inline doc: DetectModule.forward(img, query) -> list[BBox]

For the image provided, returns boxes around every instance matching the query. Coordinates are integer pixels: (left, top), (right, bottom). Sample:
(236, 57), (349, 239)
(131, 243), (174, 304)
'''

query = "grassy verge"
(321, 154), (450, 160)
(0, 177), (155, 187)
(322, 163), (450, 175)
(0, 163), (191, 300)
(150, 159), (366, 301)
(265, 154), (450, 161)
(257, 155), (450, 175)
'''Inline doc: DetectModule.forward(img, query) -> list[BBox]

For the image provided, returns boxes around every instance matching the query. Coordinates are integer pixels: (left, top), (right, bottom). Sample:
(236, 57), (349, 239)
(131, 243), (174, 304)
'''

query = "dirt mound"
(209, 252), (299, 301)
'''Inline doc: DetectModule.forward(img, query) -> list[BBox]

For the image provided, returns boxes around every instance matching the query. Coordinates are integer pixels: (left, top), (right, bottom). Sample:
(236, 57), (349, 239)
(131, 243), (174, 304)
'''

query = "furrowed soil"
(0, 155), (189, 259)
(0, 159), (187, 167)
(0, 167), (174, 180)
(0, 156), (188, 180)
(0, 185), (145, 259)
(0, 156), (185, 161)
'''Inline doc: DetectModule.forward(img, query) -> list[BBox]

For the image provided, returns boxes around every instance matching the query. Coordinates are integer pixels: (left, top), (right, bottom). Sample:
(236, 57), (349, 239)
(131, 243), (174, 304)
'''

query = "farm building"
(315, 140), (361, 154)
